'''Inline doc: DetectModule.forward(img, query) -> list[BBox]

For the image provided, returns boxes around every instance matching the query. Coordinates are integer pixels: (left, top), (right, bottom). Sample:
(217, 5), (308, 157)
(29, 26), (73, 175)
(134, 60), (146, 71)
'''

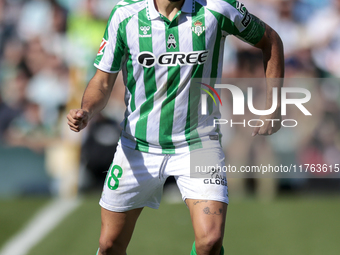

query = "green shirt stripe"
(135, 9), (157, 152)
(185, 1), (206, 150)
(120, 17), (136, 131)
(159, 13), (182, 154)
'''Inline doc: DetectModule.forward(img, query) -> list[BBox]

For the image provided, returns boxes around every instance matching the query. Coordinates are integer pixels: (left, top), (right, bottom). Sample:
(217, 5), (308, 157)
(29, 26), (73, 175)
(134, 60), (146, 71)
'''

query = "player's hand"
(67, 109), (90, 132)
(252, 110), (281, 136)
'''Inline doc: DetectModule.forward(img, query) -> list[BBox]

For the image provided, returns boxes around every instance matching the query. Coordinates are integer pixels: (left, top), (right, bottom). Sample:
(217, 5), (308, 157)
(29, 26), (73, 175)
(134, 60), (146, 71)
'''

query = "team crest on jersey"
(192, 21), (205, 36)
(167, 34), (176, 49)
(97, 38), (108, 56)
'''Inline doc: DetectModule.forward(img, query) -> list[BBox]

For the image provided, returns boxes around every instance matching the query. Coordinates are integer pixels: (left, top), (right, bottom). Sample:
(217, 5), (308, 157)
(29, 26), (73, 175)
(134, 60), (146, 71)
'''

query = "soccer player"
(67, 0), (284, 254)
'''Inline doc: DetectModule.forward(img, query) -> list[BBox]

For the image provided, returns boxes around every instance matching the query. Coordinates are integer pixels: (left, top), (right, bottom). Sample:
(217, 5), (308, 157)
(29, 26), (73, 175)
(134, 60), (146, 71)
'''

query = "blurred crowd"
(0, 0), (117, 151)
(224, 0), (340, 78)
(222, 0), (340, 194)
(0, 0), (339, 193)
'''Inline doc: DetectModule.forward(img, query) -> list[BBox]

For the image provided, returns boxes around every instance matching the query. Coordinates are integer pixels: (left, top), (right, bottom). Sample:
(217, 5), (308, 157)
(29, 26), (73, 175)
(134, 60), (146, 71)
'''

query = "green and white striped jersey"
(94, 0), (265, 154)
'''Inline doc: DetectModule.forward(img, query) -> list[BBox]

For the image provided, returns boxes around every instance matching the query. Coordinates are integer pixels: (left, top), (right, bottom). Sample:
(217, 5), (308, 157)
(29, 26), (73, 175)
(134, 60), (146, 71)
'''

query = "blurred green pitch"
(1, 195), (339, 255)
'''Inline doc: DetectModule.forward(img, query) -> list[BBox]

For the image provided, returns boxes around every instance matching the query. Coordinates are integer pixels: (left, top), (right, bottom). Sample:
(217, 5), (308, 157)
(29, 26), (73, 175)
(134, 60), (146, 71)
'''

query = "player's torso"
(113, 0), (227, 153)
(120, 0), (223, 78)
(95, 0), (265, 153)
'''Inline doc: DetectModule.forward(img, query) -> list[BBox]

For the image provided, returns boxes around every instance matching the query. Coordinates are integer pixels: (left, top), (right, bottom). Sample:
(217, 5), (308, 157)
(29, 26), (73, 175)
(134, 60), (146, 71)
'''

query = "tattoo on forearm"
(203, 207), (223, 215)
(193, 200), (208, 205)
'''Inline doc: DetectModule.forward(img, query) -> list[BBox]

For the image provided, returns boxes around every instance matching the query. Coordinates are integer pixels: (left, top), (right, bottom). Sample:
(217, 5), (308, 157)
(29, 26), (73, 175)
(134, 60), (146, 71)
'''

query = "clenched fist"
(67, 109), (90, 132)
(252, 110), (281, 136)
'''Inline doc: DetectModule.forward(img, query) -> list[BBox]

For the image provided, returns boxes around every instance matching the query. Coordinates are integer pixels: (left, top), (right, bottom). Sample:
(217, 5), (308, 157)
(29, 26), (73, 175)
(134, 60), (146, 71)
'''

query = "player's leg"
(168, 145), (228, 255)
(97, 136), (168, 254)
(97, 207), (143, 255)
(187, 199), (227, 255)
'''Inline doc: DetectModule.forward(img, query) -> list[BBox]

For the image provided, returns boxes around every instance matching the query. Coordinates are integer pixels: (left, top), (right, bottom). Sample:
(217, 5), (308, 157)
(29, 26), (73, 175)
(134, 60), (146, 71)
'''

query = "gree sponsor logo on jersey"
(137, 50), (209, 68)
(192, 21), (206, 36)
(97, 38), (108, 56)
(139, 26), (151, 38)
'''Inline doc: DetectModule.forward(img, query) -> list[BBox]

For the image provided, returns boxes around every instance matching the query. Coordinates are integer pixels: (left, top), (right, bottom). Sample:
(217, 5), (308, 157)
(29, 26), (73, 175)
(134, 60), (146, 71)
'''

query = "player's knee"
(98, 238), (113, 255)
(98, 237), (126, 255)
(196, 232), (223, 253)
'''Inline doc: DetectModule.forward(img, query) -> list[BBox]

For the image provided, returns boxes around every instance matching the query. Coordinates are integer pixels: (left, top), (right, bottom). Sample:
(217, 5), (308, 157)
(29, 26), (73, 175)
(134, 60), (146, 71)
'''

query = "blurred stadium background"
(0, 0), (340, 254)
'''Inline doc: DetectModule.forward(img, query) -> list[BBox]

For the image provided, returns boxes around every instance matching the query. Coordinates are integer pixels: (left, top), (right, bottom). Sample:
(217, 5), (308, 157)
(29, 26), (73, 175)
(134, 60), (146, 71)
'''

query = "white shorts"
(100, 137), (229, 212)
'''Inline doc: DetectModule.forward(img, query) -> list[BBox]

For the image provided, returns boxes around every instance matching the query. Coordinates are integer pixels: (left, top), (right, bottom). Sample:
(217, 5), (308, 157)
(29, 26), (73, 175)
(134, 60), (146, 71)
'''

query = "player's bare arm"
(252, 23), (285, 137)
(67, 69), (118, 132)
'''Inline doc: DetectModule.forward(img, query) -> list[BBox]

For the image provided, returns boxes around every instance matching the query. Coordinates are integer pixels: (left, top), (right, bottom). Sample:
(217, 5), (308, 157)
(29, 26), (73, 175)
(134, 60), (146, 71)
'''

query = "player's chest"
(124, 14), (219, 67)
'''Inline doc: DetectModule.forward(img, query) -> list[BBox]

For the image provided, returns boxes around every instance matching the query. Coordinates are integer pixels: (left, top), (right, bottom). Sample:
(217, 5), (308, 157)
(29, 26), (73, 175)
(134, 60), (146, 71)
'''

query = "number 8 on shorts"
(106, 165), (123, 190)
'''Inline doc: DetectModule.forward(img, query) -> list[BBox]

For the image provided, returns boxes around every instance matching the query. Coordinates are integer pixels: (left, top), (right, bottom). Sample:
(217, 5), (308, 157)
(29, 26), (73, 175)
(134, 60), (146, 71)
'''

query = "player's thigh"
(100, 207), (143, 248)
(101, 138), (167, 212)
(173, 145), (229, 206)
(186, 199), (228, 241)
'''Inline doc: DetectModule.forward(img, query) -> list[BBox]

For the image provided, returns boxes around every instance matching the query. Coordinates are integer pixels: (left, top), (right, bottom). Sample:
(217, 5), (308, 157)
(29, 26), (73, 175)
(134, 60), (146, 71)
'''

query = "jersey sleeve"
(94, 8), (126, 73)
(221, 0), (266, 46)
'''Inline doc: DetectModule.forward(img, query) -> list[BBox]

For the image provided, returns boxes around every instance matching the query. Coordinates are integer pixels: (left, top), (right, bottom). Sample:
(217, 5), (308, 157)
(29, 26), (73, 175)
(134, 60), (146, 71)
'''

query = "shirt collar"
(182, 0), (195, 13)
(146, 0), (195, 20)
